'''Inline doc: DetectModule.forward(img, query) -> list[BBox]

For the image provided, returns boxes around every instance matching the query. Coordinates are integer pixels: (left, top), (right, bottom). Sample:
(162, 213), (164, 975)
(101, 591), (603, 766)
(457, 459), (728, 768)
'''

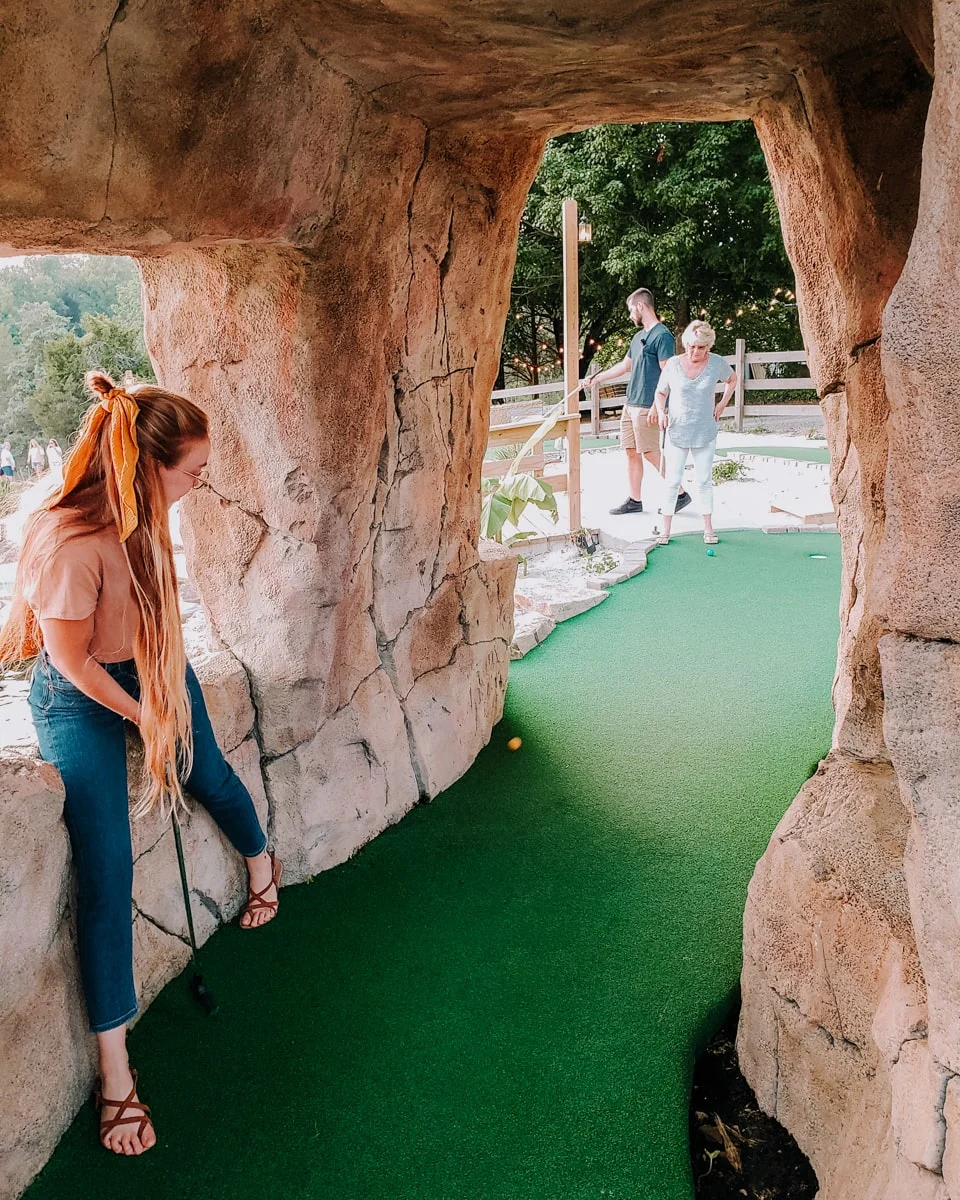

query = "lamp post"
(561, 197), (586, 532)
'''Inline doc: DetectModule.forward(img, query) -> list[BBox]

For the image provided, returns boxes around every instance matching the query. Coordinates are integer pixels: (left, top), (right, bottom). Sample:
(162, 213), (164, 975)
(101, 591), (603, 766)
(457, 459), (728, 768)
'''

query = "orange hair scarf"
(60, 387), (142, 540)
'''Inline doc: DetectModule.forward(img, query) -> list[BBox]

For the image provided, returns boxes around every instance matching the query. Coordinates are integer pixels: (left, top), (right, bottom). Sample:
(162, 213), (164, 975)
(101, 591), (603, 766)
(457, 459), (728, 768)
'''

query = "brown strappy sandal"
(95, 1069), (154, 1152)
(240, 851), (283, 928)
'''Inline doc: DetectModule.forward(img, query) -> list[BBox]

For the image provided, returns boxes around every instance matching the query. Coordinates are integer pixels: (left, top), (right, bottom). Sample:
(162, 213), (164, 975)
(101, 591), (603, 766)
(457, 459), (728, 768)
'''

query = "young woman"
(1, 439), (15, 477)
(28, 438), (46, 478)
(653, 320), (737, 545)
(0, 371), (282, 1157)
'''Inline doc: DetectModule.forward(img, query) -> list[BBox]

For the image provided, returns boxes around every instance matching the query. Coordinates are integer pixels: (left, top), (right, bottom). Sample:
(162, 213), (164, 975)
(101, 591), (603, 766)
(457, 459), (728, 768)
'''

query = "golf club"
(652, 417), (668, 538)
(171, 812), (219, 1016)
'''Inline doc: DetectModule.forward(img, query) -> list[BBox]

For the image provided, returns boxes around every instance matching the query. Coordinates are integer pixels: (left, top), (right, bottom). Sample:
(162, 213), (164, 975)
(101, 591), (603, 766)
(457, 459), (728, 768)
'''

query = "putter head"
(189, 971), (220, 1016)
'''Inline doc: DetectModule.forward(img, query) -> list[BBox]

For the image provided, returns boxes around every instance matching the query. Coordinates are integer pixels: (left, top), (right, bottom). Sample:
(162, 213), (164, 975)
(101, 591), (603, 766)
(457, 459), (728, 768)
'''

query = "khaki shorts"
(620, 405), (661, 454)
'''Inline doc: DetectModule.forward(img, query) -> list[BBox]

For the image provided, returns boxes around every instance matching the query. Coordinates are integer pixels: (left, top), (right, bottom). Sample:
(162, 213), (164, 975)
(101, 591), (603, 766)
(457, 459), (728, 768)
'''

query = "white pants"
(662, 437), (717, 515)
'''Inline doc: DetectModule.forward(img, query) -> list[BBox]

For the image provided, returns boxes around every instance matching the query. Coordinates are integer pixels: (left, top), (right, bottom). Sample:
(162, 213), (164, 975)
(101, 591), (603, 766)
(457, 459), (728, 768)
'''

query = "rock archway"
(0, 1), (952, 1196)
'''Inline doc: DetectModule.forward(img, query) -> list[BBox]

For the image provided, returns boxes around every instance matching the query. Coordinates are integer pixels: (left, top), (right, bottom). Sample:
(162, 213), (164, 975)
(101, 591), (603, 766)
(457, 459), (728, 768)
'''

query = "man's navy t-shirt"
(626, 323), (675, 408)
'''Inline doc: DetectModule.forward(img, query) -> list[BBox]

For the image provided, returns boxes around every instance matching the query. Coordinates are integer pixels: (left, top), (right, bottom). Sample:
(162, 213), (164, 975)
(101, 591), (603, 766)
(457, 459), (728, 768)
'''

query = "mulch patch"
(690, 1007), (819, 1200)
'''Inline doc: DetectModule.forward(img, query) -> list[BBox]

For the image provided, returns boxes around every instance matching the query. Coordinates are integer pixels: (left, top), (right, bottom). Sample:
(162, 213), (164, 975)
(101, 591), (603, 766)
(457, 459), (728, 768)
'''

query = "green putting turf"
(716, 444), (830, 463)
(25, 532), (839, 1200)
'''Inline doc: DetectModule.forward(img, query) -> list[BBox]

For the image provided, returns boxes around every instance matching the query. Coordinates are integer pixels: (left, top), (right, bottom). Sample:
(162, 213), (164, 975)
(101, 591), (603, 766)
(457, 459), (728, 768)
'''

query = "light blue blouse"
(656, 353), (732, 448)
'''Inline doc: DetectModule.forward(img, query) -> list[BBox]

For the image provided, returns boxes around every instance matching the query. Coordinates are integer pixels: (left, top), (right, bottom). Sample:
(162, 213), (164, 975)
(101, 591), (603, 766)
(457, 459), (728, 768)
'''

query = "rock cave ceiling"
(285, 0), (930, 128)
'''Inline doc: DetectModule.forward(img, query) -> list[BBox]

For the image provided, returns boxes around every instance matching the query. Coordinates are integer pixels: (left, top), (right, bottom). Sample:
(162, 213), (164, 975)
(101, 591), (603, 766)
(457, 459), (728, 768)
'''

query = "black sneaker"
(674, 490), (693, 512)
(609, 497), (643, 515)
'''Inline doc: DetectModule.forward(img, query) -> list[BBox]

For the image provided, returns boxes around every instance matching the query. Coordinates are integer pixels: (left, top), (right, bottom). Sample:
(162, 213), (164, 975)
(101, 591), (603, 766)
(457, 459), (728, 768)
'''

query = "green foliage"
(481, 473), (558, 544)
(481, 401), (564, 543)
(0, 257), (152, 454)
(580, 549), (618, 575)
(713, 459), (747, 484)
(29, 336), (87, 444)
(0, 255), (140, 335)
(502, 121), (801, 386)
(29, 315), (155, 445)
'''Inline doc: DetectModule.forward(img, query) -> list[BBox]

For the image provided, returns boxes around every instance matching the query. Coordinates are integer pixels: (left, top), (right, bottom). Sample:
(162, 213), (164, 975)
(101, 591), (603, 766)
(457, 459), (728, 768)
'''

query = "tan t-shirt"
(21, 508), (138, 662)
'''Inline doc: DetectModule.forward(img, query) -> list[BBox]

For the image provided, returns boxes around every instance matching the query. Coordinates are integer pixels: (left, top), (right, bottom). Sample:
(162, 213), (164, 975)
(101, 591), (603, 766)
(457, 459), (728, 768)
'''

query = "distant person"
(28, 438), (46, 478)
(46, 438), (63, 485)
(653, 320), (737, 546)
(0, 441), (14, 478)
(589, 288), (690, 515)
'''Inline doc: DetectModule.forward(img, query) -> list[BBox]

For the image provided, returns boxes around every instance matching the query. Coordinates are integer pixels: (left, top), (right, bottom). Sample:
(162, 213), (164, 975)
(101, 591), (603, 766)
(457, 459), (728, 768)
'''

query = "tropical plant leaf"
(482, 471), (559, 542)
(480, 489), (513, 541)
(506, 400), (566, 477)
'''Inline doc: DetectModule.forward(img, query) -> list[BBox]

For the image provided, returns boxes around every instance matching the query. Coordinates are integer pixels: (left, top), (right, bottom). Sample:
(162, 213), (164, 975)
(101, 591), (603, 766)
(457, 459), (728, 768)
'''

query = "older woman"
(653, 320), (736, 545)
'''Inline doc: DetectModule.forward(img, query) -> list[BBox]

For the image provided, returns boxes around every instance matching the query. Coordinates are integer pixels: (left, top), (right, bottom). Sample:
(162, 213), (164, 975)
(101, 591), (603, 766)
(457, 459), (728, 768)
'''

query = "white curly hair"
(681, 319), (716, 350)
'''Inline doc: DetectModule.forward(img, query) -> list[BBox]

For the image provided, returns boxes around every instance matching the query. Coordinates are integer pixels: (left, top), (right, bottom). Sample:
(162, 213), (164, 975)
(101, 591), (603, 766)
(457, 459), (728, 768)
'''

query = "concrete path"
(518, 430), (834, 543)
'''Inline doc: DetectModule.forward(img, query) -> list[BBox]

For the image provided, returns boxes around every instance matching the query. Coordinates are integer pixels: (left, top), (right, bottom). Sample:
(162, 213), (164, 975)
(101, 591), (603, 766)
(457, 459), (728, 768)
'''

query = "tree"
(0, 257), (153, 456)
(5, 302), (70, 395)
(30, 315), (155, 443)
(0, 255), (140, 335)
(29, 334), (87, 443)
(81, 312), (154, 383)
(502, 121), (801, 386)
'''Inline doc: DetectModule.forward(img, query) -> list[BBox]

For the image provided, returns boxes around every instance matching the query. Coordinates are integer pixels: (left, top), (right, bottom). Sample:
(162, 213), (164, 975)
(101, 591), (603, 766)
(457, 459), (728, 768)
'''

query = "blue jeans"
(29, 652), (267, 1033)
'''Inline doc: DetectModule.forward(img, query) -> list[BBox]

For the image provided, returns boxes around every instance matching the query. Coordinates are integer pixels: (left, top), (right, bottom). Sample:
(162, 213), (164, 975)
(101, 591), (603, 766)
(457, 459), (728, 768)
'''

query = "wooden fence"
(486, 342), (817, 533)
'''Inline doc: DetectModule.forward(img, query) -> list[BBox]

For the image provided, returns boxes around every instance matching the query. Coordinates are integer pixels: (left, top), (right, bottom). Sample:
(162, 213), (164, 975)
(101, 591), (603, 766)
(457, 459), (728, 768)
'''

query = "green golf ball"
(706, 548), (716, 556)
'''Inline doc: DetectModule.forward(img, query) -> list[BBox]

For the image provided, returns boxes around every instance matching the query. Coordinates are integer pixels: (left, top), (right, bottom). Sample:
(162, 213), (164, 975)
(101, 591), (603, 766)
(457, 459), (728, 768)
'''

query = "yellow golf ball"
(507, 736), (522, 752)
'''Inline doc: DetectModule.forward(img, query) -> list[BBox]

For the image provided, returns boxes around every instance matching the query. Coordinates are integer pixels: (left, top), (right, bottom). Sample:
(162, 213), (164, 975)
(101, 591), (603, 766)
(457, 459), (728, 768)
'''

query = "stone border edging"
(508, 524), (839, 659)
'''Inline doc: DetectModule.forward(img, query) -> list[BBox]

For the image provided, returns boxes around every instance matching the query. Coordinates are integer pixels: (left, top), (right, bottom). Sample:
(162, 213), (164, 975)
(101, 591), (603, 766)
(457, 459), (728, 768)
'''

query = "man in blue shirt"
(589, 288), (691, 515)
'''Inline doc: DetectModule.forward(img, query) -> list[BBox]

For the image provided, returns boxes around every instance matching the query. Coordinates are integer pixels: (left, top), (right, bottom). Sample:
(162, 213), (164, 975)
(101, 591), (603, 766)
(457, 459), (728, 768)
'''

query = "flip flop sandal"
(240, 851), (283, 928)
(703, 535), (719, 544)
(95, 1069), (154, 1151)
(655, 535), (671, 546)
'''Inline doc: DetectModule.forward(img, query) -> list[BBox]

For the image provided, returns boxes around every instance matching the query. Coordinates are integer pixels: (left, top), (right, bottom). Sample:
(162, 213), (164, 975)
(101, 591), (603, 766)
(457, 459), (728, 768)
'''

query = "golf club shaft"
(171, 813), (220, 1014)
(171, 812), (200, 960)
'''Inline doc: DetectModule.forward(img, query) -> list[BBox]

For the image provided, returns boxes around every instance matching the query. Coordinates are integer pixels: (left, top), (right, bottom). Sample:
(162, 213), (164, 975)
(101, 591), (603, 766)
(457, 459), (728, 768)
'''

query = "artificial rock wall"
(137, 123), (538, 875)
(0, 36), (536, 1195)
(738, 4), (960, 1197)
(3, 0), (960, 1197)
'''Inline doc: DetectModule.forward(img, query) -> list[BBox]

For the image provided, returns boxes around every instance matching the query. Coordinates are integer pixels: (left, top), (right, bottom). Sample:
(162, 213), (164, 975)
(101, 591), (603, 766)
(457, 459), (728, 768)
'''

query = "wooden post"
(734, 337), (746, 433)
(562, 198), (582, 532)
(590, 384), (600, 438)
